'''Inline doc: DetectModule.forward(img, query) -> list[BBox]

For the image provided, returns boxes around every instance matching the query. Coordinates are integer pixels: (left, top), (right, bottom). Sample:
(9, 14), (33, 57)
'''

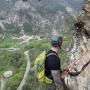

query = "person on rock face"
(45, 35), (65, 90)
(45, 35), (81, 90)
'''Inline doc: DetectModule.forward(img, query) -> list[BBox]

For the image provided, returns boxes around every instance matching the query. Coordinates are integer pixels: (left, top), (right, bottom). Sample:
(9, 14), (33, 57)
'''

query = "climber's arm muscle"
(51, 70), (64, 90)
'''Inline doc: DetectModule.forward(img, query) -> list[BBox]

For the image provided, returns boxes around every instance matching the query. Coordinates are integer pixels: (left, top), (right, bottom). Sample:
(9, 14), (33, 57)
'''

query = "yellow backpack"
(34, 51), (57, 84)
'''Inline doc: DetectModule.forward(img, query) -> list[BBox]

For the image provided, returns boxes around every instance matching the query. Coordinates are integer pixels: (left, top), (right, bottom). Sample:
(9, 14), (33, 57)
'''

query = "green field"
(0, 38), (22, 48)
(0, 31), (71, 90)
(0, 49), (26, 90)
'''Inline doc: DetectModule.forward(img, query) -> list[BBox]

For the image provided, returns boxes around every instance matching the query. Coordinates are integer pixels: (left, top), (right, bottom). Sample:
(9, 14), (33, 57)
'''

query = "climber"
(45, 35), (65, 90)
(45, 35), (80, 90)
(44, 35), (88, 90)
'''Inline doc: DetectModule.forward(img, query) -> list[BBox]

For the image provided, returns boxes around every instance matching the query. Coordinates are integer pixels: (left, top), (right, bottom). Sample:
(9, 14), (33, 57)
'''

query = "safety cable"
(80, 59), (90, 73)
(64, 49), (90, 75)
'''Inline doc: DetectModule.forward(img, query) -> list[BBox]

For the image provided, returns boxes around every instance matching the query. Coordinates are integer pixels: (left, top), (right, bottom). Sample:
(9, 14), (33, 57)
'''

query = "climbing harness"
(63, 49), (90, 76)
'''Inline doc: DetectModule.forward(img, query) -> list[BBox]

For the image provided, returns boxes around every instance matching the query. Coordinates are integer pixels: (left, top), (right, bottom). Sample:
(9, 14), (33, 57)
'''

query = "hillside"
(0, 0), (83, 36)
(0, 0), (88, 90)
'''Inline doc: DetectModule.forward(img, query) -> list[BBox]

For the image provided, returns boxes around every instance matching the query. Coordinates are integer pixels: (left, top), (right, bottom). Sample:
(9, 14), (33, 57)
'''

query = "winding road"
(17, 50), (31, 90)
(0, 47), (19, 51)
(0, 78), (6, 90)
(0, 38), (31, 90)
(0, 50), (31, 90)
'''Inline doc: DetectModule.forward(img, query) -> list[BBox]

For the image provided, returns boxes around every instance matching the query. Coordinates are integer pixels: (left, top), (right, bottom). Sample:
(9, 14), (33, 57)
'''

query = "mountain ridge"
(0, 0), (83, 36)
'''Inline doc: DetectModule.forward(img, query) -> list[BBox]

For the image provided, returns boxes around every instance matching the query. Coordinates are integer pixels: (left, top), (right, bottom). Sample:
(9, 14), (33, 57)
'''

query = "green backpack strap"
(46, 52), (57, 58)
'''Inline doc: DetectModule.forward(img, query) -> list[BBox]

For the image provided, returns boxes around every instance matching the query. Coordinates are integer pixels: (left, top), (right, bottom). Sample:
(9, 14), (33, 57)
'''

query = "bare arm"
(51, 70), (64, 90)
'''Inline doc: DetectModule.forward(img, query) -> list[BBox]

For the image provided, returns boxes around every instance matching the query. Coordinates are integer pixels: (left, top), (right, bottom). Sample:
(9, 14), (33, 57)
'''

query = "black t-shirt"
(45, 50), (61, 80)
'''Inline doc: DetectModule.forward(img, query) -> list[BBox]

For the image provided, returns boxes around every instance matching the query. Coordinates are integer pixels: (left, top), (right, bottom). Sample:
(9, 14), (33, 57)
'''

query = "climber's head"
(51, 35), (63, 51)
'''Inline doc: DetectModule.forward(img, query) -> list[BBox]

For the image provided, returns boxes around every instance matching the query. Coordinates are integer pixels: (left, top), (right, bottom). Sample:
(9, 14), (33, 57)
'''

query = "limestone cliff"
(66, 0), (90, 90)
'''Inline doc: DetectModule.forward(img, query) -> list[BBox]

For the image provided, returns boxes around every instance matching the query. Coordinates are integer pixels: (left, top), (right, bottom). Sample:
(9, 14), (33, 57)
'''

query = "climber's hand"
(63, 68), (69, 75)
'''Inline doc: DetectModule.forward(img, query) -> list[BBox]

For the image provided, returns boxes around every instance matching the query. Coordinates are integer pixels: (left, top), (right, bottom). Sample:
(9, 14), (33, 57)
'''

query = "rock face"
(66, 0), (90, 90)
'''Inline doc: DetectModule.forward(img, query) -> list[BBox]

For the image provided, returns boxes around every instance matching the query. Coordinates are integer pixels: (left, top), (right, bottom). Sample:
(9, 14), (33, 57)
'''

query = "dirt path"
(0, 47), (19, 51)
(0, 78), (6, 90)
(0, 37), (31, 90)
(17, 50), (31, 90)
